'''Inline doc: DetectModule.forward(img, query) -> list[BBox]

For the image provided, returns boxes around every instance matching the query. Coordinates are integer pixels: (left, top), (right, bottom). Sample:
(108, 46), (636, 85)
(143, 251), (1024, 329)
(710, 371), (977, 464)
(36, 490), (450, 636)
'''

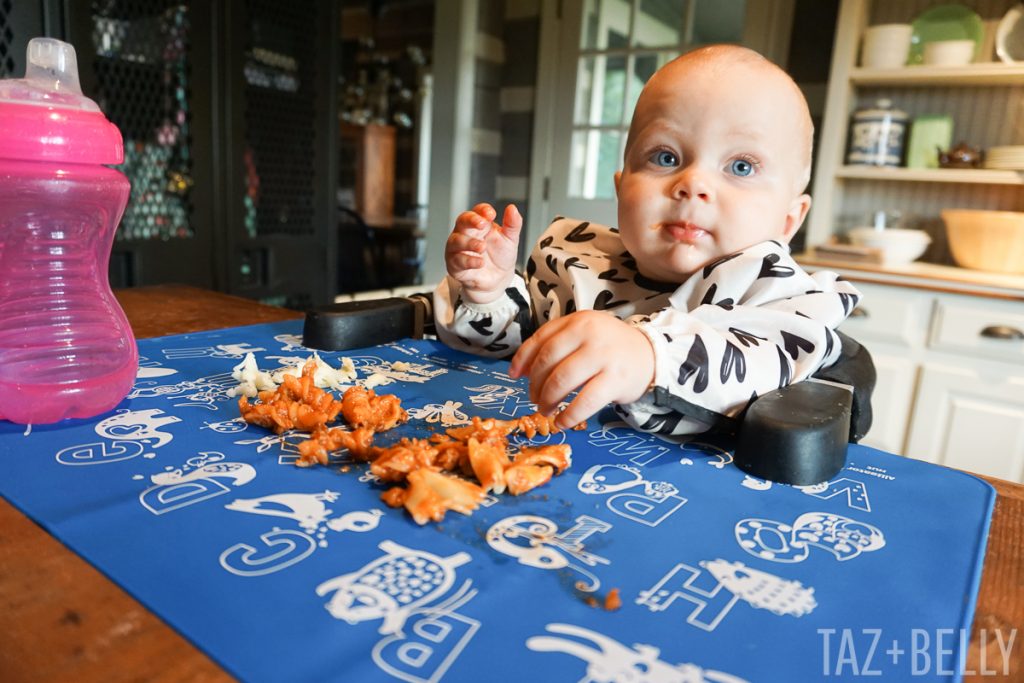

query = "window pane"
(574, 56), (627, 125)
(692, 0), (746, 44)
(625, 51), (678, 121)
(633, 0), (687, 47)
(569, 129), (622, 199)
(580, 0), (632, 50)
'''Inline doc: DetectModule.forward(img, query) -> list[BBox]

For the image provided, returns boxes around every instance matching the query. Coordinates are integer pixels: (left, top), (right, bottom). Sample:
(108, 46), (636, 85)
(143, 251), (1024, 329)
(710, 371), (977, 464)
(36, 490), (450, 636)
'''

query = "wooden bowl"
(942, 209), (1024, 274)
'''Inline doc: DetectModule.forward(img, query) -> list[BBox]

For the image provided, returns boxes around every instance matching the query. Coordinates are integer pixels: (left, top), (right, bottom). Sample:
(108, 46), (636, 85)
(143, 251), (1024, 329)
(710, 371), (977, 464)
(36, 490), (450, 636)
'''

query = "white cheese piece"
(363, 372), (393, 389)
(227, 353), (277, 398)
(270, 352), (358, 390)
(229, 352), (358, 396)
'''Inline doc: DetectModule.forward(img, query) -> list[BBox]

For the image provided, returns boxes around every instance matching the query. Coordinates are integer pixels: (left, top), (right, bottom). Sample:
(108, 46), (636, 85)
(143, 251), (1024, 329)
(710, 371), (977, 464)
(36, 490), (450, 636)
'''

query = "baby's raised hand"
(445, 203), (522, 304)
(508, 311), (656, 429)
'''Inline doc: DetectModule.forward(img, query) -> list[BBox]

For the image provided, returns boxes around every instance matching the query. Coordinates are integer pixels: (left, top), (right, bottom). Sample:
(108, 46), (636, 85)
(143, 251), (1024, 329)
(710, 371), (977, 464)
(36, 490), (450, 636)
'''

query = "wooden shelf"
(850, 63), (1024, 86)
(835, 166), (1024, 185)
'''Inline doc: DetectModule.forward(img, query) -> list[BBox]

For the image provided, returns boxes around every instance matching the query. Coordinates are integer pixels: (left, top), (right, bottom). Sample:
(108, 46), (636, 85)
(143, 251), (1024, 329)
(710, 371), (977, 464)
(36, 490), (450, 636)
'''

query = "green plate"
(909, 3), (984, 64)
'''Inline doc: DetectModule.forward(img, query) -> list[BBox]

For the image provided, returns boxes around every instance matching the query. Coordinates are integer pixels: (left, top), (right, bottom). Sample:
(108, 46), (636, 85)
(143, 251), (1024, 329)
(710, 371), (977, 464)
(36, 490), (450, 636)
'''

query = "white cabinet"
(838, 281), (1024, 481)
(860, 348), (918, 454)
(905, 360), (1024, 480)
(808, 0), (1024, 254)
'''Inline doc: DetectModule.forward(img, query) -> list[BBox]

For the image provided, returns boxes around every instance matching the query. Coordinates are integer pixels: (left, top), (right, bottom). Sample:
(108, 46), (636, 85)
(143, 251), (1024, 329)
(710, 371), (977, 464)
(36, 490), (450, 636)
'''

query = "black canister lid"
(734, 381), (852, 486)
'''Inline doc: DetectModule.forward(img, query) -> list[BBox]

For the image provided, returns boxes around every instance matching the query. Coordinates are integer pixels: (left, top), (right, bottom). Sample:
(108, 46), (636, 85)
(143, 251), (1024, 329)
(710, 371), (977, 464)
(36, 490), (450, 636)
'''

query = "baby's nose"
(671, 168), (713, 202)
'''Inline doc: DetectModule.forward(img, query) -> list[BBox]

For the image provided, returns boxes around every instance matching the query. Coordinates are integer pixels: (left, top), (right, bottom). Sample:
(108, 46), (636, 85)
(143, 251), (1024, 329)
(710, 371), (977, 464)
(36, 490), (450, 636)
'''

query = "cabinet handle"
(980, 325), (1024, 340)
(850, 307), (868, 318)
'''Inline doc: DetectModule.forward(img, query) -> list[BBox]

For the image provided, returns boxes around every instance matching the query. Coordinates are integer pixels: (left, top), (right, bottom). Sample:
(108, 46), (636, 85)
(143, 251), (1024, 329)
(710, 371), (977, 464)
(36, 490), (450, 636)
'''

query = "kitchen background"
(2, 0), (1023, 479)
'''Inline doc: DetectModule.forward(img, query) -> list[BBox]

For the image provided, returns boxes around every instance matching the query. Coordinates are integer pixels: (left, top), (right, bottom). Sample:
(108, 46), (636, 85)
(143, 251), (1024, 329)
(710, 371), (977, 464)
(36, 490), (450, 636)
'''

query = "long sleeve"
(615, 241), (861, 437)
(432, 275), (534, 358)
(432, 217), (666, 358)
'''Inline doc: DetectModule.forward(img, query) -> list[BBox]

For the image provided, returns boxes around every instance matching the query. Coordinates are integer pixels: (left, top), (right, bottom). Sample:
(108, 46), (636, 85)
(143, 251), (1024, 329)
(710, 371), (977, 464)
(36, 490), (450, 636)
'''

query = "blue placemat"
(0, 321), (995, 682)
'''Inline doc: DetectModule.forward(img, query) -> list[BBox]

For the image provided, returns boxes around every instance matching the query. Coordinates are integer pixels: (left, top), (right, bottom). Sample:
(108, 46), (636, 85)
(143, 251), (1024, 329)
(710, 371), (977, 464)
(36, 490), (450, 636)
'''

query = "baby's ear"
(781, 193), (812, 243)
(614, 170), (622, 198)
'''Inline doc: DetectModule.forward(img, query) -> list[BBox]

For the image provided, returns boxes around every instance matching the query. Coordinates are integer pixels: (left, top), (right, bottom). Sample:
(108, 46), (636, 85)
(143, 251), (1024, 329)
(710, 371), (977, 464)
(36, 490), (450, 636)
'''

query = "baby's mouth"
(661, 221), (709, 244)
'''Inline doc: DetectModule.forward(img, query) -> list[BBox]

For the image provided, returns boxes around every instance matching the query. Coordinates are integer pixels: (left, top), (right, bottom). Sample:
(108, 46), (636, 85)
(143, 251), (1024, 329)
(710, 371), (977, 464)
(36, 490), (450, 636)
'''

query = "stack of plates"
(984, 146), (1024, 170)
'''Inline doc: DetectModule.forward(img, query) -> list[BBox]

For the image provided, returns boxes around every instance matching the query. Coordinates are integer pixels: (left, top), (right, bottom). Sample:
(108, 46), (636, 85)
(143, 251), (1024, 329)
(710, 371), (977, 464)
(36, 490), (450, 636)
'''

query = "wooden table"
(0, 285), (1020, 681)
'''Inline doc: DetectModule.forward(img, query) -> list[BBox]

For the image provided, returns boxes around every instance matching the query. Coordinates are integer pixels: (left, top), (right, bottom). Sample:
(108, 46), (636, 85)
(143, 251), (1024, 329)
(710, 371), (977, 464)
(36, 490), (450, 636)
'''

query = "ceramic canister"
(846, 99), (908, 167)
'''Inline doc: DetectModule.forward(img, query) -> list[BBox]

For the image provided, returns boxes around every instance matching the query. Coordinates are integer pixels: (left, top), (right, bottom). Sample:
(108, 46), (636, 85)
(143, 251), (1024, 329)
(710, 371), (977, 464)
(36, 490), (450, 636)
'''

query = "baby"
(433, 45), (861, 436)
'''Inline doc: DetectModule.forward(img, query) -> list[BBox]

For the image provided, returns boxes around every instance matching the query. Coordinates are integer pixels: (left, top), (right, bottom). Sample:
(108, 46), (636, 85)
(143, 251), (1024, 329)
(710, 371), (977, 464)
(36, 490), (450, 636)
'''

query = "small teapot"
(938, 141), (983, 169)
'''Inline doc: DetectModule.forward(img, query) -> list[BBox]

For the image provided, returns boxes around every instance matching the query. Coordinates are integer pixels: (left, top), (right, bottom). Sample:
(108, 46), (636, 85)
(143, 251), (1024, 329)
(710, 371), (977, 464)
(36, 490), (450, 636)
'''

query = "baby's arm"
(433, 203), (533, 357)
(617, 243), (861, 436)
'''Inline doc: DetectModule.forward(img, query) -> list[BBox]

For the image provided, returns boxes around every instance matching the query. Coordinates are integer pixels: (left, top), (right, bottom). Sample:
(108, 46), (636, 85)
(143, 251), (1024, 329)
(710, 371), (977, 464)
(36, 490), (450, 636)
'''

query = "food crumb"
(584, 596), (599, 608)
(340, 465), (350, 473)
(603, 588), (621, 611)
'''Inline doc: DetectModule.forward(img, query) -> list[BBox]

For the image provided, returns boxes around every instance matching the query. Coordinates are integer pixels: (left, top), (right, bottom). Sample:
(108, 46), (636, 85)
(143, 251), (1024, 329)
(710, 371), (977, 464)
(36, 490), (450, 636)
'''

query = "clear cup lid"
(0, 37), (100, 112)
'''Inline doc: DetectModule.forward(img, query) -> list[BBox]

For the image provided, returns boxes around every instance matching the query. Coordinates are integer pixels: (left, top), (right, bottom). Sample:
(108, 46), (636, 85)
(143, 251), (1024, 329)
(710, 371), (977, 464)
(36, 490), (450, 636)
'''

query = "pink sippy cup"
(0, 38), (137, 424)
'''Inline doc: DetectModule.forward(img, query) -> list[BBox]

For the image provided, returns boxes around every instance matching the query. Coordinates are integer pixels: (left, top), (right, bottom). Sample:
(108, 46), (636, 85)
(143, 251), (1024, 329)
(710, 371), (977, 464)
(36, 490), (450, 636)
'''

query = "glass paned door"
(543, 0), (747, 232)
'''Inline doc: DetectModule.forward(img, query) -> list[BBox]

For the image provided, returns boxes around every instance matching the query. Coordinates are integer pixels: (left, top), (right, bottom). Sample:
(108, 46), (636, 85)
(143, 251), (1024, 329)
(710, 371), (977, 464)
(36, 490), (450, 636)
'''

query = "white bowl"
(861, 24), (913, 68)
(848, 227), (932, 264)
(922, 39), (976, 66)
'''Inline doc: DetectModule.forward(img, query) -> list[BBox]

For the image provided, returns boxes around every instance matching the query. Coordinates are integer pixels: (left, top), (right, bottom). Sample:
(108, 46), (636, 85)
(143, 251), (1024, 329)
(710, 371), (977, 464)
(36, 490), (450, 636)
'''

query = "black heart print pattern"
(598, 268), (628, 283)
(565, 221), (596, 242)
(639, 411), (684, 435)
(720, 341), (746, 384)
(780, 330), (815, 360)
(776, 345), (792, 387)
(839, 292), (858, 316)
(537, 280), (558, 297)
(469, 315), (493, 337)
(699, 283), (734, 310)
(594, 289), (628, 310)
(729, 327), (766, 348)
(545, 253), (559, 275)
(564, 257), (587, 270)
(702, 252), (742, 278)
(485, 331), (509, 353)
(678, 335), (709, 393)
(758, 253), (795, 279)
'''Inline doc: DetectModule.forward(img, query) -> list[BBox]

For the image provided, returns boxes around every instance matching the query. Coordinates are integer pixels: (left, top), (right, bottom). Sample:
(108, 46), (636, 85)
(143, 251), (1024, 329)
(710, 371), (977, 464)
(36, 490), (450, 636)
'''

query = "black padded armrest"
(302, 294), (434, 351)
(810, 330), (876, 443)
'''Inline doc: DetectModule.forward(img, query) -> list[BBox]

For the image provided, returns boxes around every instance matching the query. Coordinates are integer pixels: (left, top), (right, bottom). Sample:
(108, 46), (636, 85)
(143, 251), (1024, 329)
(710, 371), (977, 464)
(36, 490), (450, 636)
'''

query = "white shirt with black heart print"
(433, 217), (862, 437)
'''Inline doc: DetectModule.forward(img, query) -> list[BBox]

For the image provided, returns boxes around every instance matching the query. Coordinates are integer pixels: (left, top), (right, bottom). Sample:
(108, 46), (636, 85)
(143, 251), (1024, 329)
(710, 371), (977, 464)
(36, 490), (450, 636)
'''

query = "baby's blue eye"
(649, 150), (678, 167)
(730, 159), (755, 176)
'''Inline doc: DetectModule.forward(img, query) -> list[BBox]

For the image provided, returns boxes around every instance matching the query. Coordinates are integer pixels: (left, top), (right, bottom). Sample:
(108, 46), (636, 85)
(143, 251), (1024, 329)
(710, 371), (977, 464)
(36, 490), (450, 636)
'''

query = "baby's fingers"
(472, 203), (498, 222)
(451, 253), (485, 272)
(454, 210), (490, 236)
(509, 316), (565, 378)
(555, 372), (613, 430)
(445, 232), (485, 256)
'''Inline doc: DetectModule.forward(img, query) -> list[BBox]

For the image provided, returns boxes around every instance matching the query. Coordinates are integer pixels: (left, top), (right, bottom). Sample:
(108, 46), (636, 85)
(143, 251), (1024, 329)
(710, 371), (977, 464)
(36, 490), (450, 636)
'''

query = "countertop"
(0, 285), (1020, 682)
(796, 253), (1024, 301)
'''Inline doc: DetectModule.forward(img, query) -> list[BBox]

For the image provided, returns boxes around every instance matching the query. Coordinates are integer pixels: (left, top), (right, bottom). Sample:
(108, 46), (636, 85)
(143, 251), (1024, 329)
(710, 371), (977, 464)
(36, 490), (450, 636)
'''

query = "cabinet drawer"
(838, 282), (932, 348)
(929, 296), (1024, 364)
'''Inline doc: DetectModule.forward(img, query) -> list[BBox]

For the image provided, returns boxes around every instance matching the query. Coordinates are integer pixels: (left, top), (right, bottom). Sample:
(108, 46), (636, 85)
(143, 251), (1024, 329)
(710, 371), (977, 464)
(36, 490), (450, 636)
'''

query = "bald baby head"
(626, 45), (814, 192)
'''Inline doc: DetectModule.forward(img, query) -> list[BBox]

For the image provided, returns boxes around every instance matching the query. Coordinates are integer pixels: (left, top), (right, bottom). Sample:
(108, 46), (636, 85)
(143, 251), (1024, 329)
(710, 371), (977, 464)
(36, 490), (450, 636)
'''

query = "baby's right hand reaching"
(445, 203), (522, 304)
